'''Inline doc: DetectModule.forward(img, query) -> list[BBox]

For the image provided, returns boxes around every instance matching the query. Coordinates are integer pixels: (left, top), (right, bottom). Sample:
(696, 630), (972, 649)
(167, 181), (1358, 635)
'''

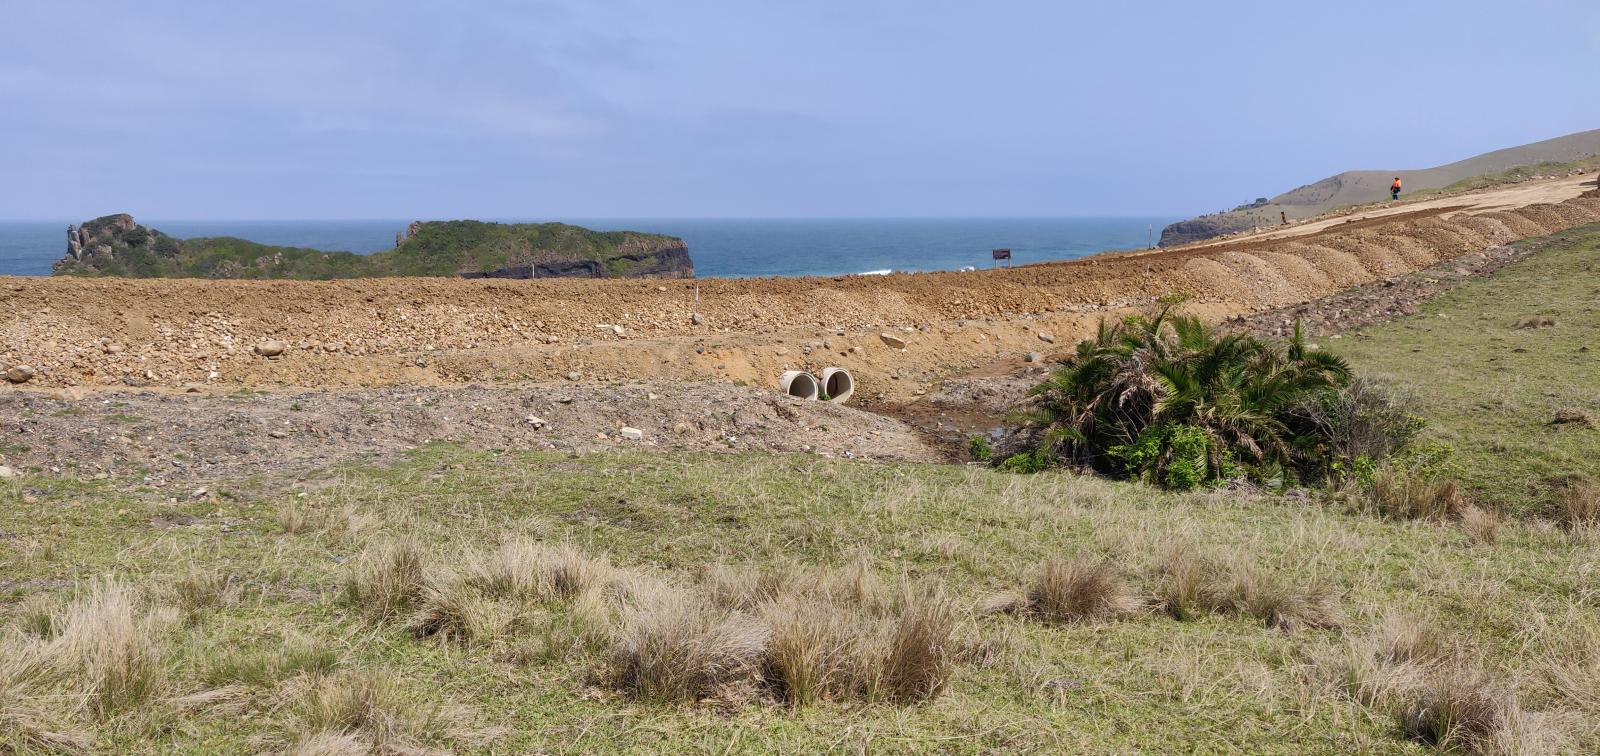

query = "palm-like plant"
(1008, 305), (1351, 488)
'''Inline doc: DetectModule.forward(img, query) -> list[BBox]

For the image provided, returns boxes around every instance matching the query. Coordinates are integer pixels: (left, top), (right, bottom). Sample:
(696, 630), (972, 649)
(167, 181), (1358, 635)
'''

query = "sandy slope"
(3, 176), (1598, 405)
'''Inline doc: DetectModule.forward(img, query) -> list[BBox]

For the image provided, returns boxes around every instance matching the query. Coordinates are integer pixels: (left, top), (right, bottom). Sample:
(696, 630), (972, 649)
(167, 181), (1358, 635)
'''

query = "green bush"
(998, 305), (1413, 489)
(967, 435), (993, 462)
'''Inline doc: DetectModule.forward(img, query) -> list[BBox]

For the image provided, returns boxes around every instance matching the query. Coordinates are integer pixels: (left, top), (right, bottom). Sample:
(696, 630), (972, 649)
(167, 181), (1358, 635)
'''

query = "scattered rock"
(694, 345), (706, 354)
(879, 333), (907, 349)
(267, 430), (288, 439)
(0, 465), (18, 479)
(1024, 351), (1043, 363)
(254, 340), (287, 357)
(1036, 331), (1056, 344)
(566, 372), (582, 382)
(691, 313), (705, 326)
(620, 427), (644, 441)
(4, 366), (35, 384)
(526, 416), (546, 429)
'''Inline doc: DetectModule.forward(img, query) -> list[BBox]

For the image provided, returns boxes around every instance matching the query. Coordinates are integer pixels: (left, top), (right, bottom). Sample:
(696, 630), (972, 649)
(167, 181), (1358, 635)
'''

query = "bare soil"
(2, 178), (1595, 410)
(0, 381), (943, 487)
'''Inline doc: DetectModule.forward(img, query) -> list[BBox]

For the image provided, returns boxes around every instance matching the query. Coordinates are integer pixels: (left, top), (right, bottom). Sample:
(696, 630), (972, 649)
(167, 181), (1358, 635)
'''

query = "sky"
(2, 1), (1598, 220)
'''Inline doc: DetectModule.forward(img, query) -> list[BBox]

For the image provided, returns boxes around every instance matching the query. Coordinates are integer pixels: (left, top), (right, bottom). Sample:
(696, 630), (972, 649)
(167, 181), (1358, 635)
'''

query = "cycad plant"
(1003, 305), (1352, 489)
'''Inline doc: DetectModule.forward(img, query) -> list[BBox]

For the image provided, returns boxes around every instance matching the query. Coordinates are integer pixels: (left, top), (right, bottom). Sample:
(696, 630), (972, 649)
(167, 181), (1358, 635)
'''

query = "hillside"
(51, 214), (693, 280)
(1160, 128), (1600, 246)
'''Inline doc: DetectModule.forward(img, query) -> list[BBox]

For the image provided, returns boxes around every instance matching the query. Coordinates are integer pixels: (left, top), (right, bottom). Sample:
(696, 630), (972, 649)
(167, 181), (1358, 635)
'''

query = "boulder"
(254, 340), (287, 357)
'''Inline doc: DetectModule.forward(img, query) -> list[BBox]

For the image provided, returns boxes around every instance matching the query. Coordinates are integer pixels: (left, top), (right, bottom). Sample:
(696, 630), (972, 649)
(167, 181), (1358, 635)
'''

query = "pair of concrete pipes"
(779, 368), (854, 403)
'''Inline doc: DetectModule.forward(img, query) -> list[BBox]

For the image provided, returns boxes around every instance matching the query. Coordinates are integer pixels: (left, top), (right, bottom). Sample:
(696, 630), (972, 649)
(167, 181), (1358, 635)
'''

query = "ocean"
(0, 217), (1175, 278)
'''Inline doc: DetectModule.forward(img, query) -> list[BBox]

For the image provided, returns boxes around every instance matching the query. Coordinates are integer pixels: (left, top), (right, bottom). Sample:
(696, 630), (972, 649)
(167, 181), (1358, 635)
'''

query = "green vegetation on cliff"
(53, 214), (693, 280)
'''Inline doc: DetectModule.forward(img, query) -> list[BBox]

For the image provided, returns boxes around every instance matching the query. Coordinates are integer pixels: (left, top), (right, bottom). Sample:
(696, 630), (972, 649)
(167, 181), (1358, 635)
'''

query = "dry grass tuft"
(871, 597), (956, 704)
(1551, 479), (1600, 531)
(462, 539), (608, 603)
(1366, 469), (1467, 521)
(277, 498), (311, 535)
(1398, 667), (1536, 754)
(988, 559), (1139, 624)
(408, 576), (519, 645)
(1548, 407), (1593, 429)
(52, 582), (171, 720)
(1157, 543), (1209, 621)
(172, 568), (242, 616)
(760, 597), (868, 706)
(341, 539), (430, 621)
(287, 670), (460, 755)
(0, 641), (90, 754)
(609, 592), (770, 703)
(1458, 506), (1501, 546)
(1206, 562), (1342, 632)
(1516, 315), (1557, 329)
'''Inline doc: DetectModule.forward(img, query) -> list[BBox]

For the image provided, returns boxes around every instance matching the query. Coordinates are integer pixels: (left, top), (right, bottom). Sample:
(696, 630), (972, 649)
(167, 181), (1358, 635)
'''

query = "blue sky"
(2, 1), (1597, 219)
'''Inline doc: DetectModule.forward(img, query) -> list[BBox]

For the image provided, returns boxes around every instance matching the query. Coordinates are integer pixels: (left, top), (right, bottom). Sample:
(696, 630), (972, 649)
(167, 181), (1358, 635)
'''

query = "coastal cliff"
(52, 215), (694, 280)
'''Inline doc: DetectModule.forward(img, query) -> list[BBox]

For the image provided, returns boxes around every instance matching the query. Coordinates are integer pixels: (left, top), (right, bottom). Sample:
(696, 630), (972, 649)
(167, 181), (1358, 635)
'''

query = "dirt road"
(3, 178), (1598, 408)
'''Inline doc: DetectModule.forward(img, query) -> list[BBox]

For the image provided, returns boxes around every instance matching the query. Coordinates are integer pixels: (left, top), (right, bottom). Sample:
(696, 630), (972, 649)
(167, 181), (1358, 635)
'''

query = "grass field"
(4, 443), (1599, 753)
(5, 228), (1600, 754)
(1332, 223), (1600, 512)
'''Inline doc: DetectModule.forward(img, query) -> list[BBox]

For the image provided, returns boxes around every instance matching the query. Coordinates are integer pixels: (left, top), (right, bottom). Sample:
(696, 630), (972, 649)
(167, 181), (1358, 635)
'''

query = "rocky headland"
(53, 214), (693, 280)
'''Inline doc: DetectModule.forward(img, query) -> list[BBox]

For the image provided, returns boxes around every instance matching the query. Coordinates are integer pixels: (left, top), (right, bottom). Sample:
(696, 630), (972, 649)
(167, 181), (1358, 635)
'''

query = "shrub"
(1282, 378), (1424, 486)
(967, 434), (993, 462)
(1002, 306), (1359, 488)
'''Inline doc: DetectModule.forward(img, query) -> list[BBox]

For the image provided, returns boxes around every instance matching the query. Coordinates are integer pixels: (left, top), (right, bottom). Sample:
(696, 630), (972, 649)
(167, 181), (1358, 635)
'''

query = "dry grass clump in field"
(282, 670), (469, 756)
(1547, 407), (1594, 430)
(1515, 315), (1558, 329)
(344, 538), (614, 647)
(0, 582), (173, 751)
(1312, 613), (1565, 755)
(983, 559), (1140, 624)
(1156, 545), (1341, 631)
(1458, 505), (1501, 545)
(341, 538), (430, 622)
(606, 591), (770, 704)
(600, 563), (955, 707)
(1550, 479), (1600, 530)
(1364, 469), (1467, 521)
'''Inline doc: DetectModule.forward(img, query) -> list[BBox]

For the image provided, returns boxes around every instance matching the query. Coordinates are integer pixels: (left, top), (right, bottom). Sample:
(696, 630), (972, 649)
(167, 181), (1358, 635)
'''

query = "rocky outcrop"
(52, 215), (694, 280)
(53, 214), (182, 274)
(1158, 213), (1266, 247)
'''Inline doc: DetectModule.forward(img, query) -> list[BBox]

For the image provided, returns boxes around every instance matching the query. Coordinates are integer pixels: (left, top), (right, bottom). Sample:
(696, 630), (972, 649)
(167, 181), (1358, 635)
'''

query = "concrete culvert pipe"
(779, 370), (820, 400)
(821, 367), (855, 403)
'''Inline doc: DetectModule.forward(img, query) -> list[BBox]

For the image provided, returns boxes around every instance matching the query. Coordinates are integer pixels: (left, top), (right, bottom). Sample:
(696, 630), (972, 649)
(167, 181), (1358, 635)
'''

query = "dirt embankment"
(3, 178), (1598, 407)
(0, 381), (944, 485)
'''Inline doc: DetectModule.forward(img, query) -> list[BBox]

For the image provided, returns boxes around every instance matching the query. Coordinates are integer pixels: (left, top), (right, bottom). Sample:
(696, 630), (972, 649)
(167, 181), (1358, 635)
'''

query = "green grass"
(4, 444), (1598, 752)
(1410, 157), (1600, 199)
(1331, 224), (1600, 512)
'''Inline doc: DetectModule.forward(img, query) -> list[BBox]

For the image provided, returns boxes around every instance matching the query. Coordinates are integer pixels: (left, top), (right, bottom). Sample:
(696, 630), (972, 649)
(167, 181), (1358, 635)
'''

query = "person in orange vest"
(1390, 177), (1402, 200)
